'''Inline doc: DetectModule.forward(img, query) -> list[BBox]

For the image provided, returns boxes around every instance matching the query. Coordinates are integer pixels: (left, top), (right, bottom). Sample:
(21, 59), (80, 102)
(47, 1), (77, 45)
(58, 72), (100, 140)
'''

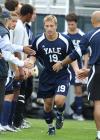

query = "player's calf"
(56, 112), (64, 129)
(55, 103), (65, 129)
(44, 110), (55, 135)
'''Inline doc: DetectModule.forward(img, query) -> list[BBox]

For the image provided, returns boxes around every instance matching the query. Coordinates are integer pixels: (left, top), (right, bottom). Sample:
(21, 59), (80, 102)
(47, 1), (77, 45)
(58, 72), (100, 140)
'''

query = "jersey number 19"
(49, 54), (58, 62)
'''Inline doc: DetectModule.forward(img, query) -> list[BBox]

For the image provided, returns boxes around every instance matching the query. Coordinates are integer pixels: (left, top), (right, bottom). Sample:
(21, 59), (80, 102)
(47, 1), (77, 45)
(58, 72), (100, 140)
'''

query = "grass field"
(0, 119), (96, 140)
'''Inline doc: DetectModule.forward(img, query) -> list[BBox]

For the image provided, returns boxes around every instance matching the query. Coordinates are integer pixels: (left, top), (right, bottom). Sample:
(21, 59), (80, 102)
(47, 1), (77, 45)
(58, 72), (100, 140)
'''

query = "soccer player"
(29, 15), (80, 135)
(52, 11), (100, 140)
(12, 4), (36, 128)
(0, 8), (35, 131)
(64, 13), (89, 121)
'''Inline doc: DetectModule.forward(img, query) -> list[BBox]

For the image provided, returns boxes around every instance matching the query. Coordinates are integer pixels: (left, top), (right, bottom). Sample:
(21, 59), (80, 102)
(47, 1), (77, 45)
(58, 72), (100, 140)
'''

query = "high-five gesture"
(23, 45), (36, 56)
(24, 58), (34, 69)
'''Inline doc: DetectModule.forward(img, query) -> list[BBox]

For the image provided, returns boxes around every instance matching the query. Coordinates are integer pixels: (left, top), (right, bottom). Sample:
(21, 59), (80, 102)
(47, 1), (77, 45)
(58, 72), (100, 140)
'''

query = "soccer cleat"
(20, 123), (31, 129)
(0, 124), (6, 132)
(20, 119), (31, 129)
(48, 127), (55, 135)
(11, 125), (21, 131)
(72, 114), (84, 121)
(56, 113), (64, 129)
(3, 125), (17, 132)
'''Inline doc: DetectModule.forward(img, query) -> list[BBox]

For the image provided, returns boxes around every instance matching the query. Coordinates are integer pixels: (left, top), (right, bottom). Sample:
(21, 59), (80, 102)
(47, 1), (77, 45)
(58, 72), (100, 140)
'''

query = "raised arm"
(53, 34), (89, 72)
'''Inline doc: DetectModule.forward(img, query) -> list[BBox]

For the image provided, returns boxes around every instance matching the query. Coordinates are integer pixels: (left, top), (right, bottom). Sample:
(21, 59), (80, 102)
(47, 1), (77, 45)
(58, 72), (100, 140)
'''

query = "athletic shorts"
(87, 65), (100, 101)
(13, 79), (22, 90)
(37, 69), (70, 99)
(5, 77), (14, 95)
(5, 78), (22, 95)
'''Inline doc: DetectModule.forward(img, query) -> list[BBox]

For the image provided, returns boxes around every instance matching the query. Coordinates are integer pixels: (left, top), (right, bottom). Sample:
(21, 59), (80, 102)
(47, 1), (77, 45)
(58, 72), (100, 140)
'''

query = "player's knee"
(55, 96), (65, 107)
(55, 100), (64, 107)
(44, 102), (52, 112)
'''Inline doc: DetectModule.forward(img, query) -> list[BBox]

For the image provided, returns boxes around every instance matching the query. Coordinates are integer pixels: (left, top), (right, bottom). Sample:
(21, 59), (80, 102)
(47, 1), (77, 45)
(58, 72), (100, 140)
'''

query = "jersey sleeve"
(2, 50), (24, 67)
(0, 35), (23, 53)
(69, 34), (89, 61)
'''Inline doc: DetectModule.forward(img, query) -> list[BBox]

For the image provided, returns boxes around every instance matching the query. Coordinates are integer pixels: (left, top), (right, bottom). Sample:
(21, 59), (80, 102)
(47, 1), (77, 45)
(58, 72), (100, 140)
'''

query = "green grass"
(0, 119), (96, 140)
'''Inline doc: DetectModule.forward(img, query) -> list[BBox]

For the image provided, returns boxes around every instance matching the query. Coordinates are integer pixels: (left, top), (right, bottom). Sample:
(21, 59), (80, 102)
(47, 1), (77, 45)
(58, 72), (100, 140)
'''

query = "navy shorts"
(13, 79), (22, 90)
(5, 77), (14, 94)
(37, 69), (70, 99)
(5, 79), (22, 95)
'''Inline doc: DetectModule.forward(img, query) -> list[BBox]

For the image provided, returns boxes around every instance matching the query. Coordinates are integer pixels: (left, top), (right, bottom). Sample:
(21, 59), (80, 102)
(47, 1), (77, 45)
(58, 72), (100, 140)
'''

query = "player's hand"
(24, 58), (34, 69)
(28, 65), (39, 77)
(23, 45), (36, 56)
(52, 61), (63, 72)
(77, 68), (90, 79)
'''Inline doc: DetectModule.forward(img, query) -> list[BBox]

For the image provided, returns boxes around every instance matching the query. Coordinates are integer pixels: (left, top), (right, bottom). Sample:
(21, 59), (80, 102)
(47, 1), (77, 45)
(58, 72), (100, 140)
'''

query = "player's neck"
(68, 28), (79, 34)
(45, 32), (58, 41)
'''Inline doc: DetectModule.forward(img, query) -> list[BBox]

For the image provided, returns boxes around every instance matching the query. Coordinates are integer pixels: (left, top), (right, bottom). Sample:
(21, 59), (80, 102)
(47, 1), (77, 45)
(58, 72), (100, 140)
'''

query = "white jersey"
(6, 30), (15, 80)
(13, 19), (29, 60)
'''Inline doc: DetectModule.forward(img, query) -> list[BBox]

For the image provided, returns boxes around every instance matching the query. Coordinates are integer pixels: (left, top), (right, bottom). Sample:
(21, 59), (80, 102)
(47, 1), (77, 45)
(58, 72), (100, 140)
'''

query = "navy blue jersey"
(64, 29), (84, 49)
(70, 27), (100, 66)
(63, 29), (84, 68)
(32, 33), (75, 98)
(32, 32), (74, 73)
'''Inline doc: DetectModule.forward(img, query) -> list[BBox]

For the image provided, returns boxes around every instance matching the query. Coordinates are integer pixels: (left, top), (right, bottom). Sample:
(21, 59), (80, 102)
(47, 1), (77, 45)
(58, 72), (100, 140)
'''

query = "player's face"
(7, 18), (17, 30)
(44, 20), (57, 37)
(67, 21), (77, 32)
(26, 13), (34, 23)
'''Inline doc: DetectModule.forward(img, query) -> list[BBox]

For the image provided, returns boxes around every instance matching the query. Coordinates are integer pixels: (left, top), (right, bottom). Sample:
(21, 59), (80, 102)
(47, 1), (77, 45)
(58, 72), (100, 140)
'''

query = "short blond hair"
(44, 15), (57, 25)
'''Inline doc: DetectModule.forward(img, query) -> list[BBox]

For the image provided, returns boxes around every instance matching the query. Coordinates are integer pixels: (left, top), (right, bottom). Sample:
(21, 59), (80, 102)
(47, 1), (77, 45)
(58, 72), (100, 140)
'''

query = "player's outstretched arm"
(77, 68), (90, 80)
(23, 45), (36, 56)
(71, 60), (80, 75)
